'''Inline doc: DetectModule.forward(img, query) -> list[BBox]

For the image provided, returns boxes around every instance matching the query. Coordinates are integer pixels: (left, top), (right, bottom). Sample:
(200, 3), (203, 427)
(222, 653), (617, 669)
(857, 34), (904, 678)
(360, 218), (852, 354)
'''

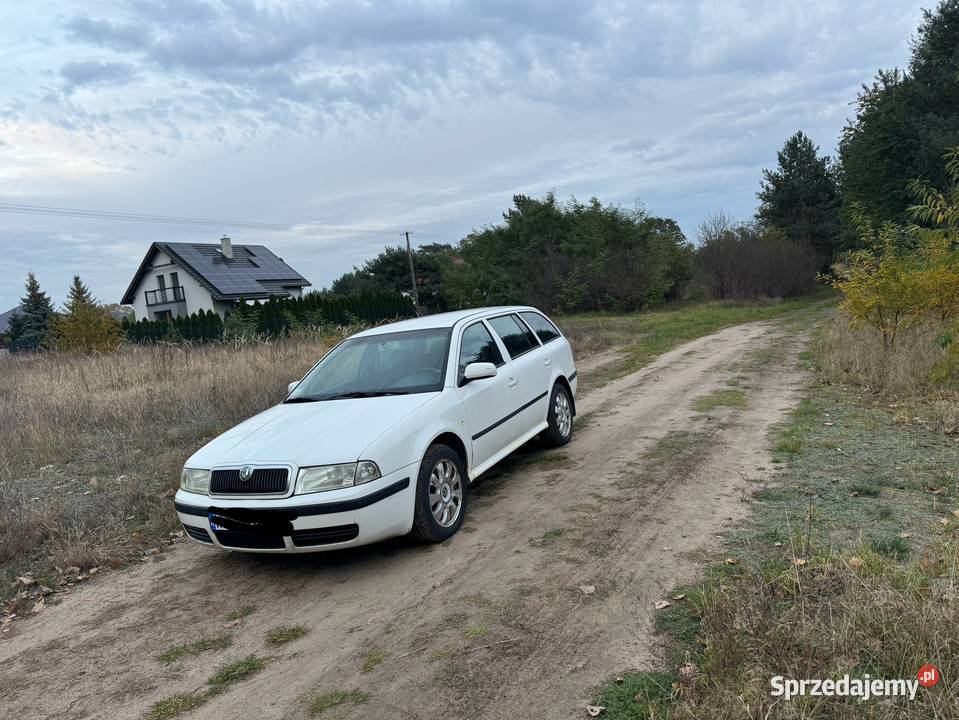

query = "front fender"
(359, 390), (472, 476)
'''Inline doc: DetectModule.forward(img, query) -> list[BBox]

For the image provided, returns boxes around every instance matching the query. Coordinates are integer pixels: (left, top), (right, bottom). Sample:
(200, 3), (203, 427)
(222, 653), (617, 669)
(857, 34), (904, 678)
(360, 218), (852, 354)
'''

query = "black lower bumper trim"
(292, 524), (360, 547)
(174, 476), (410, 518)
(213, 530), (286, 550)
(182, 524), (213, 544)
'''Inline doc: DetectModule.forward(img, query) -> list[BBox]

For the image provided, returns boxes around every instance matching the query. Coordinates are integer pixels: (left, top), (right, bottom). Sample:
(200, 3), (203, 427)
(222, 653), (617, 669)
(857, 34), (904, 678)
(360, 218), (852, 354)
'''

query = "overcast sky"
(0, 0), (928, 310)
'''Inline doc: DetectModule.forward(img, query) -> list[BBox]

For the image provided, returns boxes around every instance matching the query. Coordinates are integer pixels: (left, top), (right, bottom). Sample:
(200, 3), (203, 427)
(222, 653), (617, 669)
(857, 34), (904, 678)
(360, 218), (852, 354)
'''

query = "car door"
(519, 310), (570, 379)
(485, 313), (551, 436)
(454, 321), (510, 471)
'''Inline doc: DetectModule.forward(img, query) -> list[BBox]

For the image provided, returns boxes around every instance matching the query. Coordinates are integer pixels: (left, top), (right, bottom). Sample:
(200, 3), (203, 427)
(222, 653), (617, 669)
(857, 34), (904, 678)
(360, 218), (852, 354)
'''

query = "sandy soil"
(0, 319), (809, 720)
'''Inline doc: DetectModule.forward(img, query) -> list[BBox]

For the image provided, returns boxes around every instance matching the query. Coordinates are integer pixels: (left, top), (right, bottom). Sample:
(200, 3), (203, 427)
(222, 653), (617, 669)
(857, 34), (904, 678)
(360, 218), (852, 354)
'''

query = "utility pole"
(403, 230), (420, 316)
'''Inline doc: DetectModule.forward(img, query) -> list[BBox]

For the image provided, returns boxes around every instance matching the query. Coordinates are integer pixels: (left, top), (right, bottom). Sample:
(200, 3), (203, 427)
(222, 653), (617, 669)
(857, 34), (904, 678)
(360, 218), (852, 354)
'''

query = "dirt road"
(0, 319), (810, 720)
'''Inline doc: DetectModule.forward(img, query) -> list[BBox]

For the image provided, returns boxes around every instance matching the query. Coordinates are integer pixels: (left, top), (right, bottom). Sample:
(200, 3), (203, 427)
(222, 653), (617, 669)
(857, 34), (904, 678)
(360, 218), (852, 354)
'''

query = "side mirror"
(287, 380), (300, 394)
(462, 362), (497, 384)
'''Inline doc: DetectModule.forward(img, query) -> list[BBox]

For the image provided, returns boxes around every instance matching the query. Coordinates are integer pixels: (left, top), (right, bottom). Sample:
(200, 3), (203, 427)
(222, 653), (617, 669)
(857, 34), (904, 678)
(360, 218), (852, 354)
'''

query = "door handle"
(507, 377), (518, 388)
(544, 358), (551, 367)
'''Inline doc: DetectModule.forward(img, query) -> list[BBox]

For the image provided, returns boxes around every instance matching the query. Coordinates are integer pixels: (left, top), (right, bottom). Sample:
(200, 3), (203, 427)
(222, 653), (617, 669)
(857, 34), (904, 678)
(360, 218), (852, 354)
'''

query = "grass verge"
(592, 359), (959, 717)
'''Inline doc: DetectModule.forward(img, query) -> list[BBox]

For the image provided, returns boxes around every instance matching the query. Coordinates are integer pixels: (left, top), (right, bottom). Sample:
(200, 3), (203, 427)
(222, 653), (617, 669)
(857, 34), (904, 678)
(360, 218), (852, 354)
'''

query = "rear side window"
(520, 312), (561, 344)
(487, 314), (538, 359)
(458, 322), (504, 380)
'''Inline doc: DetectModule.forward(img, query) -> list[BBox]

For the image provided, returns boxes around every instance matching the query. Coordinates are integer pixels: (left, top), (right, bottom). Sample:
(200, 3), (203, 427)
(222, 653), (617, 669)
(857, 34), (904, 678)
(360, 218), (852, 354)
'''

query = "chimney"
(220, 235), (233, 259)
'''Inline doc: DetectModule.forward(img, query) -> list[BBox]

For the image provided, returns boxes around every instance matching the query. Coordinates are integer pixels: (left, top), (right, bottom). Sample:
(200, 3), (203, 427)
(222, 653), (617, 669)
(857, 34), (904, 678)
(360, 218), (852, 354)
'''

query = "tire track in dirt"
(0, 320), (810, 720)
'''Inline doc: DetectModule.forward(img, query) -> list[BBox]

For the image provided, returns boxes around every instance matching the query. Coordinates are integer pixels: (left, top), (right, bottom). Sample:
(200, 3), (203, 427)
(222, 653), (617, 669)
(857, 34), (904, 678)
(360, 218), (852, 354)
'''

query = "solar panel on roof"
(160, 242), (309, 299)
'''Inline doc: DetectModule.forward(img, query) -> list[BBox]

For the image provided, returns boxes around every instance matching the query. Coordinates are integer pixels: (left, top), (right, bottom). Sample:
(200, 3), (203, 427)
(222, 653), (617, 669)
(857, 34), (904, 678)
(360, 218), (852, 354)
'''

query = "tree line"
(328, 2), (959, 310)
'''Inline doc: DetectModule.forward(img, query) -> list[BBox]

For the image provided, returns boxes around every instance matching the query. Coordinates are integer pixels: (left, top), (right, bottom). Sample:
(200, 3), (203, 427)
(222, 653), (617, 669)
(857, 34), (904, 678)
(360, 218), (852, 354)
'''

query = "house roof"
(0, 307), (19, 335)
(121, 242), (311, 305)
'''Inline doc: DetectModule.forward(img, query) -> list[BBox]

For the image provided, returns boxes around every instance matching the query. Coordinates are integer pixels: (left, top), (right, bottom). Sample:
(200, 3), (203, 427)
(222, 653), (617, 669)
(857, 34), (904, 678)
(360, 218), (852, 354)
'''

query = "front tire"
(411, 444), (468, 542)
(542, 382), (573, 447)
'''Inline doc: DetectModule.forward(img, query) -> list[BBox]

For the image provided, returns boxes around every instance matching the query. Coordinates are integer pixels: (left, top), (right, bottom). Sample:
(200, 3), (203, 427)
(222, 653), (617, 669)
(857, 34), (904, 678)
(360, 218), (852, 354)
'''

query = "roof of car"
(352, 306), (541, 337)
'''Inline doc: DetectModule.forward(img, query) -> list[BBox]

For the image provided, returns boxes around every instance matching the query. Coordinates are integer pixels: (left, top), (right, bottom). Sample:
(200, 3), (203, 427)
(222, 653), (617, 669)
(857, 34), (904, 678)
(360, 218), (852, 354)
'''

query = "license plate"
(208, 511), (224, 531)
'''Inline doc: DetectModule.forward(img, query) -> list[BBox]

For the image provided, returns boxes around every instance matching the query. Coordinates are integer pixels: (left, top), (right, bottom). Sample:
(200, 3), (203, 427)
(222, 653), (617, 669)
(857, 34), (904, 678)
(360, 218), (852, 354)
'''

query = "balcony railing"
(145, 286), (185, 306)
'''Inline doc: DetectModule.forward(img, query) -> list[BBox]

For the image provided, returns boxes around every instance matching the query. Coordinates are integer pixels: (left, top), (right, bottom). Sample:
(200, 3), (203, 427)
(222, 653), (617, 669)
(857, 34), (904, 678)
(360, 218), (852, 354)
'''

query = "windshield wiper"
(323, 390), (411, 400)
(283, 396), (322, 404)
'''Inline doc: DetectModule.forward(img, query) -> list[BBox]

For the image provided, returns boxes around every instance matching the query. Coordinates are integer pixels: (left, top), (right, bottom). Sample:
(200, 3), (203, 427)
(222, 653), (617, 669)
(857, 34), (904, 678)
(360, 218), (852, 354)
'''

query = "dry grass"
(671, 542), (959, 718)
(816, 311), (959, 432)
(0, 330), (349, 598)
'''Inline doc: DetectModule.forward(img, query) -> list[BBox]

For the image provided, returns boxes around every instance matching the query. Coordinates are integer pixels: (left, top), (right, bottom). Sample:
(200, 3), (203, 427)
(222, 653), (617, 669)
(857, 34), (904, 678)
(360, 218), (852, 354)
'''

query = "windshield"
(287, 328), (452, 402)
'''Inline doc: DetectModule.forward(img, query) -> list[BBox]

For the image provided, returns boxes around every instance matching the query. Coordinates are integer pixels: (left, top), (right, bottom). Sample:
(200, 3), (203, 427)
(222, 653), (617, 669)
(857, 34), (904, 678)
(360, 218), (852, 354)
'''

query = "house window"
(154, 310), (173, 322)
(157, 275), (166, 290)
(170, 272), (179, 288)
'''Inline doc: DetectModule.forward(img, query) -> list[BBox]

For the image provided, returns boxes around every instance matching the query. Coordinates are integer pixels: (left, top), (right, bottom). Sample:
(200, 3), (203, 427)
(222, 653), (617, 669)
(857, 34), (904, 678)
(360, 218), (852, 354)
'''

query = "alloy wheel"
(428, 458), (463, 527)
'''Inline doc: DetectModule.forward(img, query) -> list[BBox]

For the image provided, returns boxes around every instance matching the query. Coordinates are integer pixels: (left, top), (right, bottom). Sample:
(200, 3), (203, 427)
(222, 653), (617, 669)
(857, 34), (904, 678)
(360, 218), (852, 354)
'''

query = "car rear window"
(458, 322), (504, 380)
(487, 314), (538, 358)
(519, 312), (561, 344)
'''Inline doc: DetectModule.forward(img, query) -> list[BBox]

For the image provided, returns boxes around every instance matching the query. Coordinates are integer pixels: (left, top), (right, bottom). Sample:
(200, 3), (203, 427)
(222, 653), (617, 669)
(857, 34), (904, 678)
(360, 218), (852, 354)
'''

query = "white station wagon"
(175, 306), (577, 552)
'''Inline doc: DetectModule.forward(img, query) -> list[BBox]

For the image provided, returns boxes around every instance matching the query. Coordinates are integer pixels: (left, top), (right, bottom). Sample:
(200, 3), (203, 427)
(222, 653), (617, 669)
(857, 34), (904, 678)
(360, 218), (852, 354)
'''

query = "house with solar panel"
(122, 237), (311, 321)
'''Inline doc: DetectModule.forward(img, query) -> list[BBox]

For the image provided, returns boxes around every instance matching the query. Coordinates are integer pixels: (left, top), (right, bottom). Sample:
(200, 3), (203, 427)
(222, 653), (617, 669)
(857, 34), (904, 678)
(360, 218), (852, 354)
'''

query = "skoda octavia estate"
(175, 306), (577, 552)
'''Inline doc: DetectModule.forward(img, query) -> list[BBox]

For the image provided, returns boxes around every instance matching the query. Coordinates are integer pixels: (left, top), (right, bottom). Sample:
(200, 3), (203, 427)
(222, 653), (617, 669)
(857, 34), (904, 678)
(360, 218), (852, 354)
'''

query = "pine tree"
(757, 131), (841, 262)
(8, 272), (55, 352)
(50, 275), (123, 353)
(64, 276), (94, 314)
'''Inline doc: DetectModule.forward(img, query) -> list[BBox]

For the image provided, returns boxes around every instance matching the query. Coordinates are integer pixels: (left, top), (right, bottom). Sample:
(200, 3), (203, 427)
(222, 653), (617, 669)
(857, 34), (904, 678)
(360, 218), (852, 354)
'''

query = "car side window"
(520, 311), (561, 344)
(487, 314), (538, 359)
(458, 322), (505, 380)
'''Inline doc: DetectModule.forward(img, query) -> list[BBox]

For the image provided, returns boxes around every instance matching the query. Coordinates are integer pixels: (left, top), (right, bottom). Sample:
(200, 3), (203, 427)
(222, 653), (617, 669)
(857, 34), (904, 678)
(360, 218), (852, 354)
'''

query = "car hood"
(186, 393), (438, 470)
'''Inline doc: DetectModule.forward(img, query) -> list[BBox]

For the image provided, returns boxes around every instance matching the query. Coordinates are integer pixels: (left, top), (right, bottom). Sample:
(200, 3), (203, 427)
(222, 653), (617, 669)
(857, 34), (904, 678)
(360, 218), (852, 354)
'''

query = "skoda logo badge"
(239, 465), (254, 482)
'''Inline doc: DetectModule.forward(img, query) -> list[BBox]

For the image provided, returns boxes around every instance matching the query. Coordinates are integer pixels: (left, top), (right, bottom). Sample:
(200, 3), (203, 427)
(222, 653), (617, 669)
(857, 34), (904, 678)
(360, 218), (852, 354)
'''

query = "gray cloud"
(64, 12), (153, 50)
(59, 60), (139, 89)
(0, 0), (929, 311)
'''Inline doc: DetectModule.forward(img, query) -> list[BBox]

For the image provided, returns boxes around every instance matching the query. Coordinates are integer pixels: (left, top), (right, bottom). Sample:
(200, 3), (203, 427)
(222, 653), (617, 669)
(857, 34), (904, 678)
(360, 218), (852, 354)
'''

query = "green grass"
(157, 633), (232, 663)
(144, 694), (204, 720)
(642, 431), (711, 463)
(308, 690), (369, 716)
(225, 605), (256, 621)
(360, 649), (390, 673)
(264, 624), (310, 646)
(529, 528), (572, 547)
(691, 388), (747, 412)
(144, 655), (266, 720)
(207, 655), (266, 695)
(869, 532), (910, 559)
(849, 482), (881, 498)
(557, 292), (835, 387)
(592, 672), (676, 719)
(465, 625), (489, 639)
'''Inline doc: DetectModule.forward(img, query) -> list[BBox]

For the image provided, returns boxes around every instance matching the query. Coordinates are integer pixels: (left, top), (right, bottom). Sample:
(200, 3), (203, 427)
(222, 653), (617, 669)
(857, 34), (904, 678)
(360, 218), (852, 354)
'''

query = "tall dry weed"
(0, 332), (343, 593)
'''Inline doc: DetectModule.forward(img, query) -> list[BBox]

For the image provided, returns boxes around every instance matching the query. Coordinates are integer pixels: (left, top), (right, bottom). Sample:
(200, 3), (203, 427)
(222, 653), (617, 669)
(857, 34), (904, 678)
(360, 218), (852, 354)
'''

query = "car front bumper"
(173, 466), (417, 553)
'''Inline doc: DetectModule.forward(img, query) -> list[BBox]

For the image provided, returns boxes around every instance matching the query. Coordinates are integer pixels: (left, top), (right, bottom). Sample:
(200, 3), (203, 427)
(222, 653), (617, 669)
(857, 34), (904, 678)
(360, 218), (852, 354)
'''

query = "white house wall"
(131, 250), (218, 321)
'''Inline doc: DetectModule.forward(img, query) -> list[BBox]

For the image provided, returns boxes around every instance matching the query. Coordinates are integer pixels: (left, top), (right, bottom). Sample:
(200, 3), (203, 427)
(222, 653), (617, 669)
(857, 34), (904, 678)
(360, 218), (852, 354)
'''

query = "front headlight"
(295, 461), (381, 494)
(180, 468), (211, 494)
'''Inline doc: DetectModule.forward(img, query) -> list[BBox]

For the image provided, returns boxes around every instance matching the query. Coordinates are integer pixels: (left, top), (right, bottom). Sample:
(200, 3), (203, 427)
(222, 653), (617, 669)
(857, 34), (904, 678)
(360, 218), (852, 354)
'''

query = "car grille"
(182, 524), (213, 544)
(292, 524), (359, 547)
(210, 467), (289, 495)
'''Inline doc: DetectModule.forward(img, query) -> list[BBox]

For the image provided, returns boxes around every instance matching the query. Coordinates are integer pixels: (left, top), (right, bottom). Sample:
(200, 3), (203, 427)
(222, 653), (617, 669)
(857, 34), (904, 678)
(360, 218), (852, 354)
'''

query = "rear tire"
(411, 444), (468, 543)
(541, 383), (573, 447)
